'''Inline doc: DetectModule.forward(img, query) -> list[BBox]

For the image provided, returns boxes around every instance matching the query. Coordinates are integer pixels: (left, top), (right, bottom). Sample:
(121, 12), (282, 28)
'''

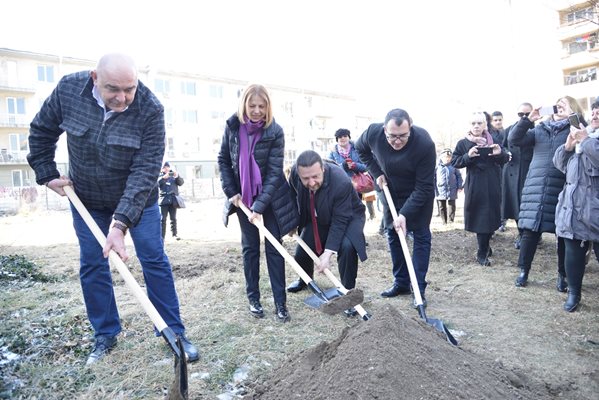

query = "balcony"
(0, 80), (36, 94)
(0, 149), (28, 165)
(0, 114), (30, 128)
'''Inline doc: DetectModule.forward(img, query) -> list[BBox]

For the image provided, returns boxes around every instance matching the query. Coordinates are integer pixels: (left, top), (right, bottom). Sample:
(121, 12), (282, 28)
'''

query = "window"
(12, 170), (23, 187)
(165, 108), (174, 126)
(7, 97), (26, 115)
(564, 67), (597, 86)
(565, 7), (593, 25)
(182, 110), (198, 124)
(9, 133), (28, 152)
(181, 81), (196, 96)
(167, 137), (175, 152)
(565, 32), (597, 55)
(568, 41), (588, 54)
(210, 111), (225, 119)
(37, 65), (55, 82)
(6, 97), (26, 124)
(209, 85), (224, 98)
(155, 78), (171, 95)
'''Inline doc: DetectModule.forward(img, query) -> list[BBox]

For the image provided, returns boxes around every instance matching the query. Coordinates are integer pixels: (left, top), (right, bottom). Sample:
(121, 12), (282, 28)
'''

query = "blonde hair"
(560, 96), (585, 120)
(237, 84), (273, 127)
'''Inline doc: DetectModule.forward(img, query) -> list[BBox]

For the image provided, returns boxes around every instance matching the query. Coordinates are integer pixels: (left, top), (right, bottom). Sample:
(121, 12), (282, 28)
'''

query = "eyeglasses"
(517, 112), (530, 118)
(385, 132), (410, 142)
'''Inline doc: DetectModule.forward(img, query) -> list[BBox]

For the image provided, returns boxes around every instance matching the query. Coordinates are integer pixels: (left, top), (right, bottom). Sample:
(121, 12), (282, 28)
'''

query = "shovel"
(63, 186), (188, 400)
(238, 202), (364, 314)
(292, 234), (371, 320)
(381, 184), (458, 346)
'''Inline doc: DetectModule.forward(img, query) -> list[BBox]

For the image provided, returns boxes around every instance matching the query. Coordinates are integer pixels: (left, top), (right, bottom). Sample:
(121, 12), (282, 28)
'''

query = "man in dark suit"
(286, 150), (367, 315)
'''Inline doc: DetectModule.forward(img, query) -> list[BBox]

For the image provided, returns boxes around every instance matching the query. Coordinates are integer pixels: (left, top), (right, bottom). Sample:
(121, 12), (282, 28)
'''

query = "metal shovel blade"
(416, 304), (458, 346)
(304, 287), (344, 309)
(168, 336), (188, 400)
(305, 287), (365, 316)
(162, 328), (188, 400)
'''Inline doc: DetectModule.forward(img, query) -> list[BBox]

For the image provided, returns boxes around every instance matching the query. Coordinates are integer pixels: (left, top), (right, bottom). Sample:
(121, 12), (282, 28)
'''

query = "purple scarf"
(239, 119), (264, 207)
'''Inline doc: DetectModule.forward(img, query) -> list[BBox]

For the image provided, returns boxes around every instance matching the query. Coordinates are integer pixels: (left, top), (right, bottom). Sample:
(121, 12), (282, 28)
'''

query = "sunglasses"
(517, 112), (530, 118)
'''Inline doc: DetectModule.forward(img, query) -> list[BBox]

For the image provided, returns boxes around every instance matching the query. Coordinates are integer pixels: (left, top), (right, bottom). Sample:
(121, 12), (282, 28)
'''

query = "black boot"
(556, 273), (568, 293)
(476, 248), (490, 266)
(563, 292), (581, 312)
(515, 268), (529, 287)
(171, 220), (179, 240)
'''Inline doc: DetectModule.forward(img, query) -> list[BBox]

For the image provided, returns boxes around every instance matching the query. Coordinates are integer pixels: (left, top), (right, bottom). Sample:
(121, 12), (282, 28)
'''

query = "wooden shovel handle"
(292, 234), (369, 319)
(63, 185), (168, 332)
(381, 184), (425, 307)
(238, 202), (315, 285)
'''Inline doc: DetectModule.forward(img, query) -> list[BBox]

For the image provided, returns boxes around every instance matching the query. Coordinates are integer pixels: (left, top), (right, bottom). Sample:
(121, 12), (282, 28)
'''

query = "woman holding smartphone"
(451, 112), (509, 266)
(552, 101), (598, 312)
(508, 96), (586, 290)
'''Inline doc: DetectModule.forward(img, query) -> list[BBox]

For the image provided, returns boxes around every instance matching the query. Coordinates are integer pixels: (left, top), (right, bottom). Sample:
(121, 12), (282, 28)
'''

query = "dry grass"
(1, 198), (598, 399)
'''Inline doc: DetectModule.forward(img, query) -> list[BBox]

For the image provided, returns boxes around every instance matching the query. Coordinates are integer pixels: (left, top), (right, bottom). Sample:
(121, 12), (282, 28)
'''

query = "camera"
(168, 171), (174, 176)
(568, 113), (581, 129)
(539, 105), (558, 116)
(477, 147), (493, 157)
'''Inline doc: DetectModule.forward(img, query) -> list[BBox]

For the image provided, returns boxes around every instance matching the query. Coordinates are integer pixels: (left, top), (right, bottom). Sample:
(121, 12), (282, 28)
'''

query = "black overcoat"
(451, 137), (508, 233)
(289, 162), (367, 262)
(501, 124), (533, 221)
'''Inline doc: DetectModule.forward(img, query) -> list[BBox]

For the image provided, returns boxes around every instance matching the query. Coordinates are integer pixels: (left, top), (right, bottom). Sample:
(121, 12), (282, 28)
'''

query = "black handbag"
(174, 195), (186, 209)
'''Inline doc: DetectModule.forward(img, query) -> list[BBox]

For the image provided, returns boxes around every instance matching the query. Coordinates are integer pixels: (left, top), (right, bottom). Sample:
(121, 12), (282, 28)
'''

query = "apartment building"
(0, 48), (368, 198)
(557, 0), (598, 111)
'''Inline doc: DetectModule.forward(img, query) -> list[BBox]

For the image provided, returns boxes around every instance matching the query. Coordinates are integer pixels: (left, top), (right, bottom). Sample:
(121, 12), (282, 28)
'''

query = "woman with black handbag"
(328, 128), (375, 219)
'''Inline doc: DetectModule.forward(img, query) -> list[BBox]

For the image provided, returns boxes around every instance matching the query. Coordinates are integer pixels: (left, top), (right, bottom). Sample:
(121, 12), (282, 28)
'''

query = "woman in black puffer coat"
(508, 96), (585, 289)
(218, 84), (298, 323)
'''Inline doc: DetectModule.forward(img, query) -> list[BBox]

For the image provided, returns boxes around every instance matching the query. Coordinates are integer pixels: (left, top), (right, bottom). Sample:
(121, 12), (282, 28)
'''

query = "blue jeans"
(386, 226), (431, 295)
(71, 202), (185, 338)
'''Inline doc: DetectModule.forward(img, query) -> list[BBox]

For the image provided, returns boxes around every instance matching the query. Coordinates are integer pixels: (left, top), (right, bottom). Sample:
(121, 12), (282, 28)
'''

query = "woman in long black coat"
(452, 112), (509, 266)
(501, 103), (534, 249)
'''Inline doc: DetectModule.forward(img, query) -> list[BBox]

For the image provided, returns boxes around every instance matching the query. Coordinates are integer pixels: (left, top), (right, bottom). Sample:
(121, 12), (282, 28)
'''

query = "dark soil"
(244, 303), (550, 400)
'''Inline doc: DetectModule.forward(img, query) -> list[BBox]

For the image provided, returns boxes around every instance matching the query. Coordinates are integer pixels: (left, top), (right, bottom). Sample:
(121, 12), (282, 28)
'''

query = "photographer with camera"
(159, 162), (184, 240)
(451, 112), (509, 267)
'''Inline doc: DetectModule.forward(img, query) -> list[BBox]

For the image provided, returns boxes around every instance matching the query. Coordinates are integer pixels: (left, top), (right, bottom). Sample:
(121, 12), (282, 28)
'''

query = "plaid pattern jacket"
(28, 71), (165, 226)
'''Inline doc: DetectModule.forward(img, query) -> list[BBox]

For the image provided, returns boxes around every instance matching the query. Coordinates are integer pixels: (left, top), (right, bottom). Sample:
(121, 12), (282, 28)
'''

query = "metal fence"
(0, 178), (225, 216)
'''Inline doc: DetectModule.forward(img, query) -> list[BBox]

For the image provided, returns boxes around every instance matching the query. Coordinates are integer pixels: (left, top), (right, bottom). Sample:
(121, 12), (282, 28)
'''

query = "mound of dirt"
(244, 304), (549, 399)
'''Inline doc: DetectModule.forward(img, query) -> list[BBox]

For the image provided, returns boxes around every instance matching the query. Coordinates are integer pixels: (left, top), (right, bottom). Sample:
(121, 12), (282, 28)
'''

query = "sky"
(2, 0), (567, 133)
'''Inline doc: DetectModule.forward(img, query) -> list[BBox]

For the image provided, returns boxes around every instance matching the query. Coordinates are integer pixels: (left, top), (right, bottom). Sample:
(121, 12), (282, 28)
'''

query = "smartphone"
(478, 147), (493, 157)
(539, 105), (558, 116)
(568, 113), (581, 129)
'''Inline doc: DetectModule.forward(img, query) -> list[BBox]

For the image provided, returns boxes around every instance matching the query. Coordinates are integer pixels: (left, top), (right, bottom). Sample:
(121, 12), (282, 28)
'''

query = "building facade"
(557, 1), (598, 111)
(0, 48), (371, 210)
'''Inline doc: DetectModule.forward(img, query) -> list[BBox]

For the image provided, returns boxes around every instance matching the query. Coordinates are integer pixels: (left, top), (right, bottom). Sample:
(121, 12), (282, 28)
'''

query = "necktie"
(310, 191), (323, 255)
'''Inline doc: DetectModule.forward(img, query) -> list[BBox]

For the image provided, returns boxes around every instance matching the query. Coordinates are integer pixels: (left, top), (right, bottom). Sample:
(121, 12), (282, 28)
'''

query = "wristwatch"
(112, 220), (129, 235)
